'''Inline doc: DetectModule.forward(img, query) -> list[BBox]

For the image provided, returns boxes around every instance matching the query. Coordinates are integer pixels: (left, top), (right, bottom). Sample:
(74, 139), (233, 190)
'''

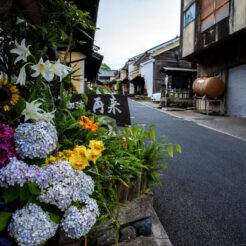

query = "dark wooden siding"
(194, 31), (246, 72)
(153, 47), (195, 92)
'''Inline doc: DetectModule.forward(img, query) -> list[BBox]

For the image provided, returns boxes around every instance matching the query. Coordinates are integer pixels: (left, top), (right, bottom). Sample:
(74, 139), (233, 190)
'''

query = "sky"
(94, 0), (181, 70)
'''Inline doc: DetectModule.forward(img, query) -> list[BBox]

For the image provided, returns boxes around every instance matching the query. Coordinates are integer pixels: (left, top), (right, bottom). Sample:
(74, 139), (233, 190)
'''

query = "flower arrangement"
(0, 36), (103, 245)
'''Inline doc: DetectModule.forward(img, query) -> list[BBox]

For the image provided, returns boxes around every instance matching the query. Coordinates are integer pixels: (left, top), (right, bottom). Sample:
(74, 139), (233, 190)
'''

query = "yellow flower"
(89, 148), (102, 164)
(68, 145), (90, 170)
(45, 155), (58, 165)
(89, 140), (105, 153)
(78, 116), (98, 133)
(0, 78), (19, 111)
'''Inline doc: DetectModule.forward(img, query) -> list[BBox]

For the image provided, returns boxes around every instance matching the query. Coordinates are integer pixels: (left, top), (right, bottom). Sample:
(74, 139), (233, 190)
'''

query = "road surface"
(128, 99), (246, 246)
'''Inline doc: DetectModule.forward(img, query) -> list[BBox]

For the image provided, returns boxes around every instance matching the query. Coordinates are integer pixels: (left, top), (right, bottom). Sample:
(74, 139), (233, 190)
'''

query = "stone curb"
(116, 206), (172, 246)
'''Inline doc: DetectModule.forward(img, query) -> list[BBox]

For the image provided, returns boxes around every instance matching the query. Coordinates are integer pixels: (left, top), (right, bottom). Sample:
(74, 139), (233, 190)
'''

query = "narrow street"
(128, 99), (246, 246)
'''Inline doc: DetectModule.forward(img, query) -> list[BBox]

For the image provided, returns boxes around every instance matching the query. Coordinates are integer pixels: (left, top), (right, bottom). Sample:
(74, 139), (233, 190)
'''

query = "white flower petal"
(14, 56), (22, 64)
(16, 66), (26, 86)
(31, 71), (40, 77)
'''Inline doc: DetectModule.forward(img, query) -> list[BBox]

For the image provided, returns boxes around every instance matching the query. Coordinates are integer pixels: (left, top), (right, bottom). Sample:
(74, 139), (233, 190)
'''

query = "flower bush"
(0, 124), (16, 169)
(0, 1), (181, 245)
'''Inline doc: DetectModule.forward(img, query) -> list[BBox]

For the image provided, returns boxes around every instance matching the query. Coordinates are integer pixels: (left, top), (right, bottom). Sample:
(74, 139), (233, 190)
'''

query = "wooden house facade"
(180, 0), (246, 117)
(130, 37), (196, 106)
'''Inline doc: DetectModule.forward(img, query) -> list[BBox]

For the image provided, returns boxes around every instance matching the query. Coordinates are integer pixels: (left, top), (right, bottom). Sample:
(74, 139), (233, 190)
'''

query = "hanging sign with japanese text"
(70, 94), (131, 126)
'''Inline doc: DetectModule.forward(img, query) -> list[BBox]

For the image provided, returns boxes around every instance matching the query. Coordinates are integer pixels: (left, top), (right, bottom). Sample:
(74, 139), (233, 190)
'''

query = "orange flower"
(78, 116), (98, 133)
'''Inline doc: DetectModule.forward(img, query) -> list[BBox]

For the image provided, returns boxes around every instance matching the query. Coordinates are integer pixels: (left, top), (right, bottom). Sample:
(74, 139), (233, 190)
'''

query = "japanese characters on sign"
(70, 94), (131, 126)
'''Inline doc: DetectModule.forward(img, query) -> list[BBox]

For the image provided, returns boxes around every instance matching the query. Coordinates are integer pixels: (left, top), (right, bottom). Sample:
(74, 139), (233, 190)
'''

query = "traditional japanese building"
(180, 0), (246, 117)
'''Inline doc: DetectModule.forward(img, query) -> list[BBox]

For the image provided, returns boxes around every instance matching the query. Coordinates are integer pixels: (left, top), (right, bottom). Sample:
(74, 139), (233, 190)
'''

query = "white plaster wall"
(184, 0), (195, 10)
(128, 62), (135, 94)
(182, 21), (195, 58)
(129, 83), (135, 94)
(128, 63), (135, 79)
(140, 60), (154, 97)
(230, 0), (246, 34)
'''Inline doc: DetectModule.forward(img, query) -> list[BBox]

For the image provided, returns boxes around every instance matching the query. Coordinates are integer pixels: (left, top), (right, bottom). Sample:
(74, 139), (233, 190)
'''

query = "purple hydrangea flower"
(14, 122), (58, 159)
(8, 203), (58, 246)
(60, 206), (97, 239)
(0, 157), (48, 189)
(39, 161), (96, 211)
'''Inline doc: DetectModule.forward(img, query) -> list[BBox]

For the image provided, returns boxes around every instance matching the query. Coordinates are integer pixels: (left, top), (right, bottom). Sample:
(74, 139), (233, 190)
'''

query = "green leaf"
(131, 127), (137, 138)
(98, 88), (105, 95)
(81, 93), (88, 105)
(16, 17), (25, 25)
(28, 196), (37, 203)
(149, 124), (155, 128)
(29, 158), (46, 166)
(103, 86), (111, 93)
(2, 186), (20, 203)
(176, 144), (182, 153)
(14, 97), (26, 115)
(20, 184), (30, 203)
(28, 182), (41, 195)
(60, 29), (69, 41)
(149, 129), (156, 140)
(87, 86), (96, 94)
(167, 145), (174, 158)
(0, 212), (12, 231)
(48, 212), (61, 224)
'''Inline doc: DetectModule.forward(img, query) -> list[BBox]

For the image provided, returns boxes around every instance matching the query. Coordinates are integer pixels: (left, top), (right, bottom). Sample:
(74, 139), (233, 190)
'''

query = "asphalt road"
(128, 99), (246, 246)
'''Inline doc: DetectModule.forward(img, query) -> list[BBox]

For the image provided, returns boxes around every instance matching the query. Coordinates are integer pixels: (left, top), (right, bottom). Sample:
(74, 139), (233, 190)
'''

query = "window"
(201, 0), (230, 32)
(184, 3), (196, 27)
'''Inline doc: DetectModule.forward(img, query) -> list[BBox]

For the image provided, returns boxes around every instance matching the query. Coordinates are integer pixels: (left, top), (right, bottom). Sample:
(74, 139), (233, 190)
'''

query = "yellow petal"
(10, 86), (18, 93)
(3, 79), (8, 85)
(11, 95), (18, 101)
(3, 105), (10, 111)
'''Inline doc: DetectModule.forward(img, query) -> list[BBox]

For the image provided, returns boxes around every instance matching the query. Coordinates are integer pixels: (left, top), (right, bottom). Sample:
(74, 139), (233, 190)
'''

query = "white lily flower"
(22, 99), (44, 122)
(31, 58), (54, 82)
(22, 99), (55, 123)
(41, 110), (55, 124)
(50, 59), (73, 81)
(10, 39), (31, 64)
(16, 65), (26, 86)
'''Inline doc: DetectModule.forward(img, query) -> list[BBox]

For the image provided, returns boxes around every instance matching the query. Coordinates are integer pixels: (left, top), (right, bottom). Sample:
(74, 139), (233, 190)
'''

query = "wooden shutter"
(215, 0), (229, 24)
(201, 0), (214, 20)
(201, 0), (229, 32)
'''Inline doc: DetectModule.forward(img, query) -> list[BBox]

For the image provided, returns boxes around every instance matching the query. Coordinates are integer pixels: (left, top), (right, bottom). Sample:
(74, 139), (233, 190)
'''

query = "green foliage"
(100, 63), (111, 70)
(123, 124), (181, 186)
(116, 80), (123, 94)
(2, 186), (20, 204)
(27, 182), (41, 195)
(0, 212), (12, 231)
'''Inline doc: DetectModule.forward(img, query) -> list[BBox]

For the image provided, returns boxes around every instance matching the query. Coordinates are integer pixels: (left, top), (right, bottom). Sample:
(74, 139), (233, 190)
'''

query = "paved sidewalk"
(136, 100), (246, 141)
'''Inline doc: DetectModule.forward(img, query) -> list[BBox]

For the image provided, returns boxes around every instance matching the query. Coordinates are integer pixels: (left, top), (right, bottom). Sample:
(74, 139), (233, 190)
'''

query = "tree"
(100, 63), (111, 70)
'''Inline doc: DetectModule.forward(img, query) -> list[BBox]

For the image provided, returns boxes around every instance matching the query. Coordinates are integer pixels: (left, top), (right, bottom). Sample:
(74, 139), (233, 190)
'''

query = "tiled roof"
(98, 70), (118, 77)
